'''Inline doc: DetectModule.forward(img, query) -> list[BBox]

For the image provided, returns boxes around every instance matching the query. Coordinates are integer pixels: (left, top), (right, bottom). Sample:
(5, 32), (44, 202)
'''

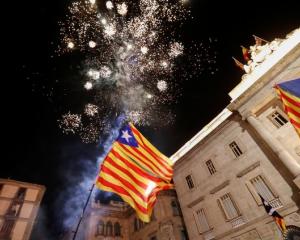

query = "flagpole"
(72, 183), (95, 240)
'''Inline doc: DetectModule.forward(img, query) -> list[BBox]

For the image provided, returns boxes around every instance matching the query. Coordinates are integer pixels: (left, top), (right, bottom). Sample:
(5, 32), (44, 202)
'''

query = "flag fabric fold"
(275, 78), (300, 136)
(96, 123), (173, 222)
(259, 194), (286, 232)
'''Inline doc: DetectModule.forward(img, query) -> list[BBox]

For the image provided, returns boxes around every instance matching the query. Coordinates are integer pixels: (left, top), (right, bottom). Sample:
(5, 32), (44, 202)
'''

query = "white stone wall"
(173, 36), (300, 240)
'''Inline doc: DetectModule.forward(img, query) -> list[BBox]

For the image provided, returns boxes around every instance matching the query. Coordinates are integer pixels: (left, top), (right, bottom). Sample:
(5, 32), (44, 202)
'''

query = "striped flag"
(96, 123), (173, 222)
(275, 78), (300, 136)
(241, 45), (250, 62)
(259, 194), (286, 232)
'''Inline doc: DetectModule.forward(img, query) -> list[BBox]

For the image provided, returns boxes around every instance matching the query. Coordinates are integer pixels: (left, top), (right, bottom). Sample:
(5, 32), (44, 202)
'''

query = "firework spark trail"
(58, 0), (217, 143)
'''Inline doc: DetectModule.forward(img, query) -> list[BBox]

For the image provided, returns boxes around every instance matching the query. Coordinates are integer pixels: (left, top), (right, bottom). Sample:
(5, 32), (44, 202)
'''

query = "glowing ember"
(84, 104), (98, 116)
(106, 1), (114, 10)
(157, 80), (167, 92)
(117, 3), (128, 16)
(67, 42), (74, 49)
(84, 81), (93, 90)
(88, 40), (96, 48)
(141, 46), (148, 55)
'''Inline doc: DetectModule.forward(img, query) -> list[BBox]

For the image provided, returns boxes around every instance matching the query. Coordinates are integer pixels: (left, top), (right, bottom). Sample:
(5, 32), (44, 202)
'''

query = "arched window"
(114, 222), (121, 236)
(134, 218), (138, 232)
(96, 220), (105, 236)
(106, 221), (113, 236)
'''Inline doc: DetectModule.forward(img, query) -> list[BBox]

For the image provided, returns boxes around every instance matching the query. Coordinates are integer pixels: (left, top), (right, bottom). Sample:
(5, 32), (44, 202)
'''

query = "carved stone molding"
(187, 196), (205, 208)
(236, 161), (260, 178)
(209, 180), (230, 194)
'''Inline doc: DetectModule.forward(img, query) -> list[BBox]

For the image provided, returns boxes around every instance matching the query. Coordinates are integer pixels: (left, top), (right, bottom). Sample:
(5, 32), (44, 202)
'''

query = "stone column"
(247, 114), (300, 177)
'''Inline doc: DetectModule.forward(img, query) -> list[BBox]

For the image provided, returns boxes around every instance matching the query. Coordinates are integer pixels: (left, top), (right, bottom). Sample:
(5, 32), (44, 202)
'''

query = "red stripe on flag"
(130, 146), (172, 178)
(278, 87), (300, 107)
(118, 144), (169, 179)
(110, 149), (163, 183)
(284, 105), (300, 118)
(100, 165), (147, 202)
(97, 177), (148, 214)
(290, 118), (300, 128)
(131, 127), (173, 173)
(105, 156), (148, 190)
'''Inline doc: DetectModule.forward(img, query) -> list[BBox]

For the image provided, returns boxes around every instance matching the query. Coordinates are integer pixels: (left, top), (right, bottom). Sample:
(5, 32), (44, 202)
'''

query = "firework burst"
(58, 0), (217, 142)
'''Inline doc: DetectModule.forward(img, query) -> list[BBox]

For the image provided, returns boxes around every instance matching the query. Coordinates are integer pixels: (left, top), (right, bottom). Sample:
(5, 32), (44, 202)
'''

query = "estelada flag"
(275, 78), (300, 136)
(259, 194), (286, 232)
(241, 45), (250, 62)
(96, 123), (173, 222)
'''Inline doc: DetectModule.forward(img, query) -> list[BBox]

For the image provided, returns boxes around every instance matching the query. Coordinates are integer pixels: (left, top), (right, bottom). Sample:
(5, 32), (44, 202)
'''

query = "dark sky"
(2, 0), (300, 238)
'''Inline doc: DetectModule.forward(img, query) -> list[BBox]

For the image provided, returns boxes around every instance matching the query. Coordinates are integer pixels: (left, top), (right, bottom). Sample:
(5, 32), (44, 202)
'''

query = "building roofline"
(170, 108), (232, 163)
(170, 28), (300, 164)
(229, 28), (300, 104)
(0, 178), (46, 190)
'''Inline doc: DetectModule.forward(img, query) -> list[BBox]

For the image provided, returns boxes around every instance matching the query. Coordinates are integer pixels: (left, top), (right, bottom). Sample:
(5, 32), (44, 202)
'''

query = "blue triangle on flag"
(278, 78), (300, 97)
(117, 124), (139, 147)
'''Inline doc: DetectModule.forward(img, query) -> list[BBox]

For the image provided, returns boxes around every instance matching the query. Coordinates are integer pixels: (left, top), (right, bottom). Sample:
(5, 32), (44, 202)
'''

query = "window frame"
(194, 208), (212, 234)
(185, 174), (195, 190)
(229, 141), (243, 158)
(268, 110), (288, 128)
(217, 193), (241, 221)
(205, 159), (217, 175)
(245, 174), (279, 206)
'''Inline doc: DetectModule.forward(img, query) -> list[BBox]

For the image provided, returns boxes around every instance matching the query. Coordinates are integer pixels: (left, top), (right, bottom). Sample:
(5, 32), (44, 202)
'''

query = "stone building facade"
(0, 179), (45, 240)
(84, 190), (187, 240)
(171, 29), (300, 240)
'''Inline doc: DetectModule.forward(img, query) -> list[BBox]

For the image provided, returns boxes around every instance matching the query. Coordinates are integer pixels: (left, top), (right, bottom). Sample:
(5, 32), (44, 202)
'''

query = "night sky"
(3, 0), (300, 239)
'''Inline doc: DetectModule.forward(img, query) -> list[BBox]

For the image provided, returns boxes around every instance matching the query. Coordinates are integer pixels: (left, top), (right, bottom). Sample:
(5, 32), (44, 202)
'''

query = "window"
(229, 141), (243, 157)
(196, 209), (210, 233)
(269, 111), (288, 128)
(0, 184), (3, 195)
(218, 193), (240, 220)
(106, 221), (113, 236)
(114, 222), (121, 236)
(206, 160), (217, 175)
(96, 220), (105, 236)
(0, 219), (15, 238)
(171, 200), (181, 216)
(15, 187), (26, 200)
(250, 175), (275, 201)
(185, 175), (194, 189)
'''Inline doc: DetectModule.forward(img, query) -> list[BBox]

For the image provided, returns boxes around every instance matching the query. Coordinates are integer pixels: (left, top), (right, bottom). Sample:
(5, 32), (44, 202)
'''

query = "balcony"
(269, 198), (283, 210)
(230, 216), (245, 228)
(201, 229), (215, 240)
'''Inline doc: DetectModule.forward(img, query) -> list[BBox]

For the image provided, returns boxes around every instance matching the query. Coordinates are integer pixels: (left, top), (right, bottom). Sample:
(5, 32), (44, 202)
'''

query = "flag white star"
(121, 130), (132, 143)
